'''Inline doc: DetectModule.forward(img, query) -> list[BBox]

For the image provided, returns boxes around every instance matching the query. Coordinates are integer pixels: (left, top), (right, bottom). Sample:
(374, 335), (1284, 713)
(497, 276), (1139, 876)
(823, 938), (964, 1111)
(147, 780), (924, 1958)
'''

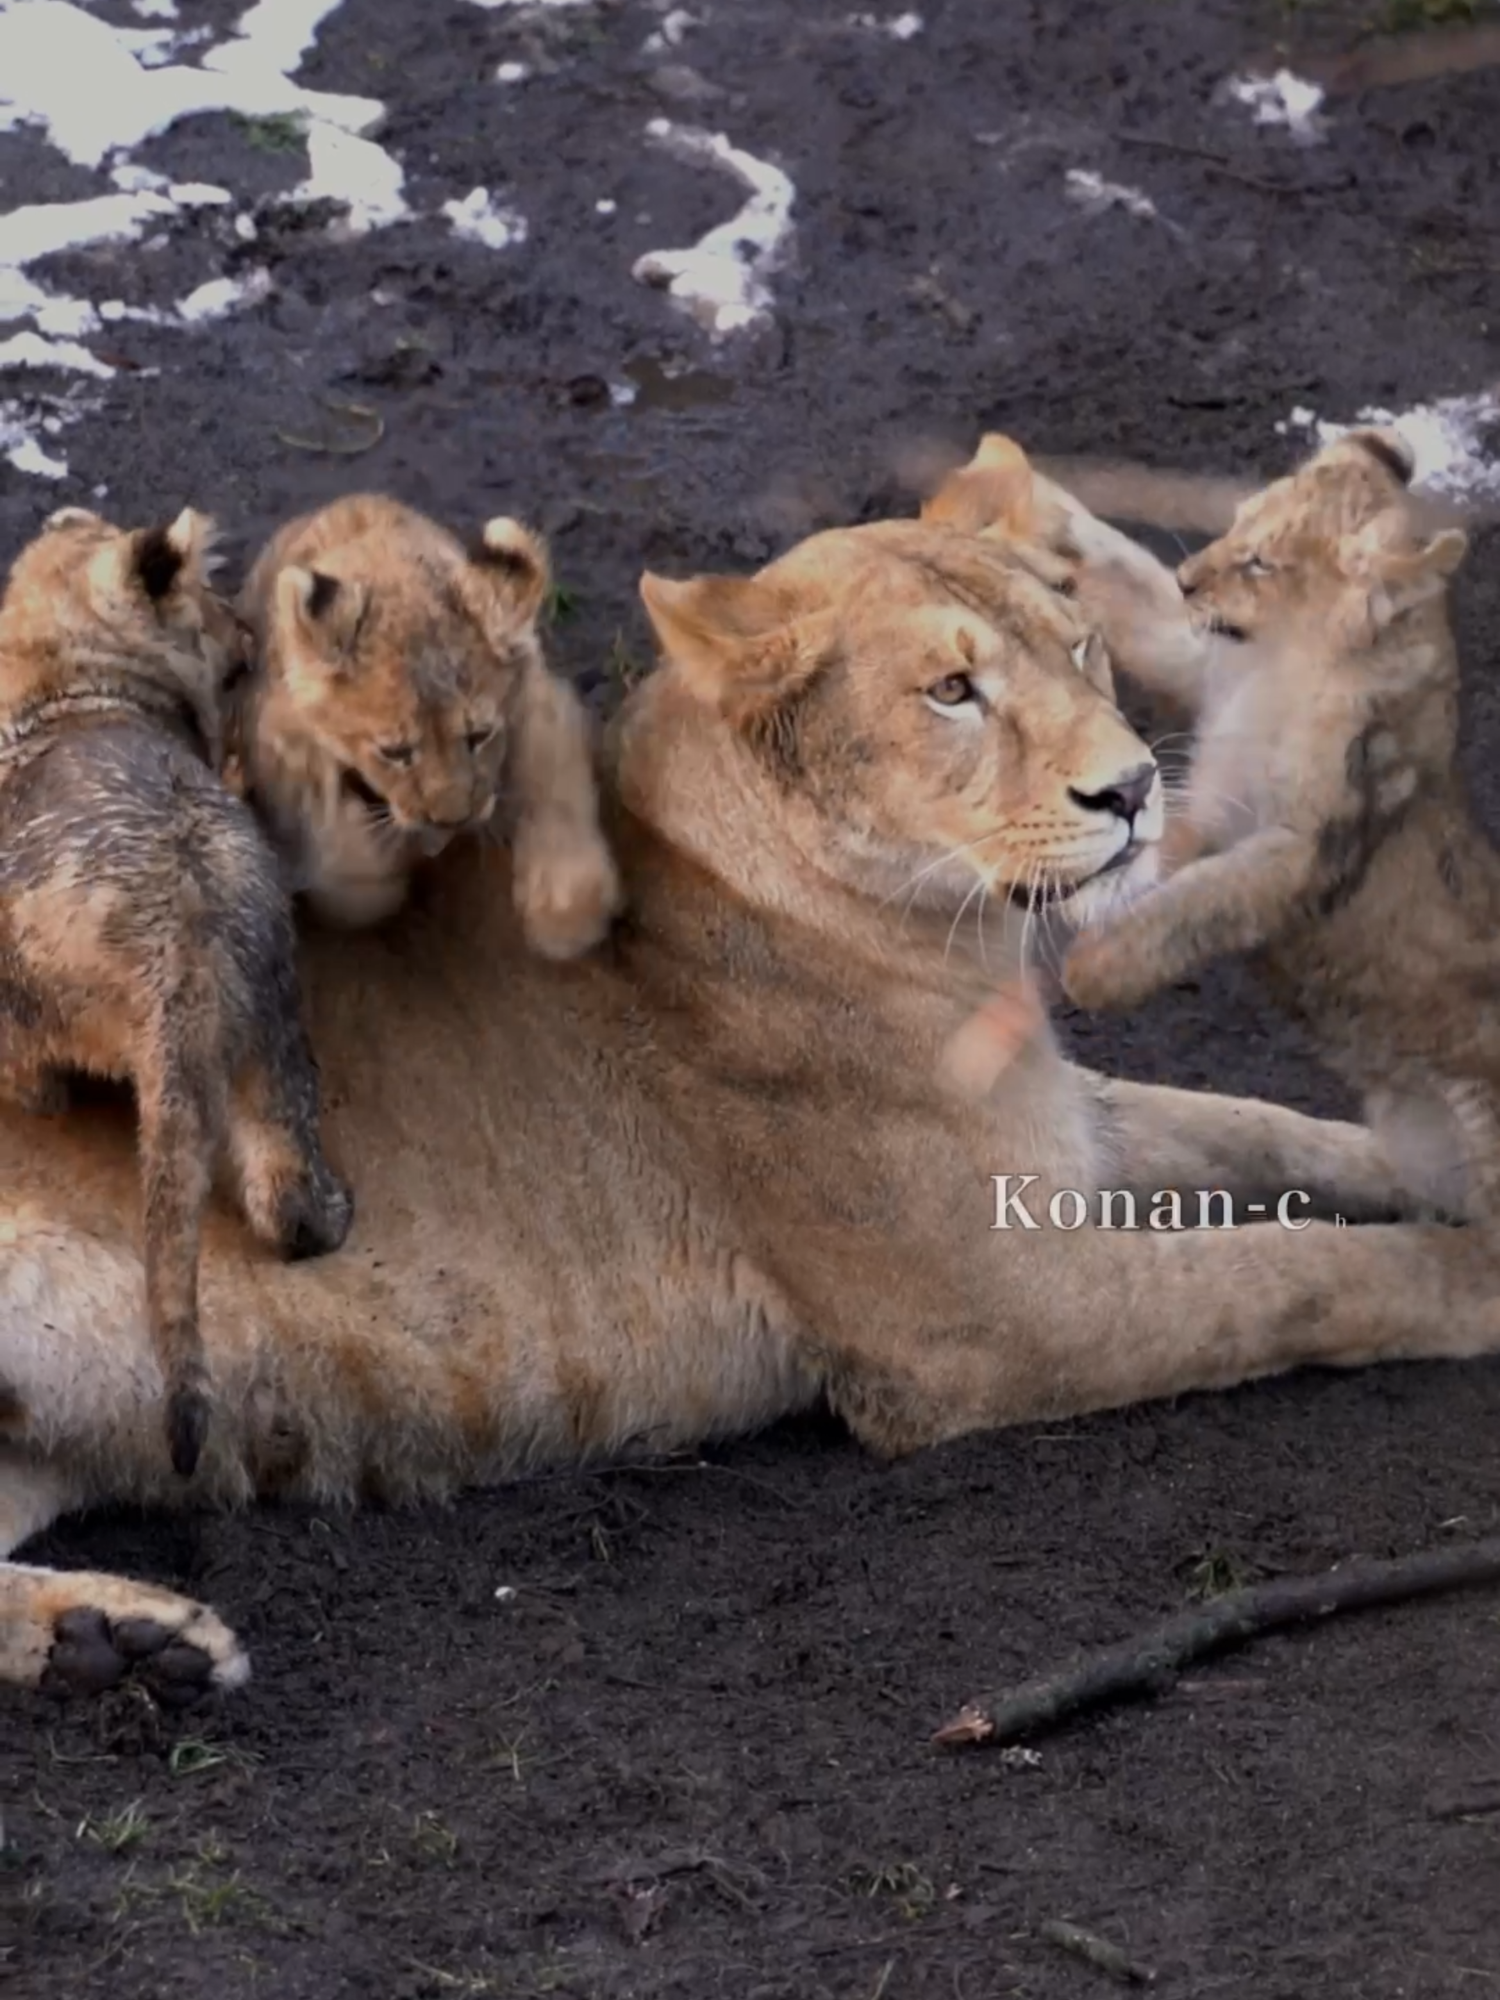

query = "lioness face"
(640, 520), (1163, 922)
(1175, 427), (1467, 656)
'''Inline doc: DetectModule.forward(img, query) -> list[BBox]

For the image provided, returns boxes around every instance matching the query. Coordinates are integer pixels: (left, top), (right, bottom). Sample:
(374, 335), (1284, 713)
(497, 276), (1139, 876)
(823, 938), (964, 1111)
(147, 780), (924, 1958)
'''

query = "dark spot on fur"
(743, 700), (806, 784)
(1439, 841), (1463, 899)
(1311, 722), (1413, 917)
(167, 1383), (209, 1478)
(1348, 429), (1415, 487)
(135, 527), (185, 602)
(340, 765), (387, 814)
(306, 571), (341, 619)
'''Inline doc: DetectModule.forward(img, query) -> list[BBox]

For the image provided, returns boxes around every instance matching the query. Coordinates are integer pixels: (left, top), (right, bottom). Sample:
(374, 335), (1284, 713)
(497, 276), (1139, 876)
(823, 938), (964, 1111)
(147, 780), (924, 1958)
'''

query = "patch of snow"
(1064, 169), (1158, 222)
(176, 268), (274, 322)
(495, 60), (531, 82)
(847, 9), (923, 37)
(1276, 394), (1500, 503)
(0, 329), (115, 378)
(644, 8), (697, 53)
(442, 187), (528, 250)
(0, 388), (95, 478)
(609, 380), (638, 406)
(632, 118), (795, 338)
(596, 197), (617, 215)
(0, 2), (385, 170)
(1225, 69), (1326, 141)
(293, 123), (409, 234)
(131, 0), (179, 17)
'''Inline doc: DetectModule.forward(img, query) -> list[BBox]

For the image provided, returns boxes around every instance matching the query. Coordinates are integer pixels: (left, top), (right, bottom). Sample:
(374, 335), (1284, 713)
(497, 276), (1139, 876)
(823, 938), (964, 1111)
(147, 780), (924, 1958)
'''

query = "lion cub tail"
(136, 938), (232, 1481)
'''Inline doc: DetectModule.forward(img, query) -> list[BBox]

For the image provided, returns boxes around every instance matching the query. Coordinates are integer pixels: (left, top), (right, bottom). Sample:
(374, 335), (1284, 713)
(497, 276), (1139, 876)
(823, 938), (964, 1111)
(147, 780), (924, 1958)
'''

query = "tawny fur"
(7, 491), (1500, 1696)
(0, 506), (353, 1481)
(1050, 428), (1500, 1223)
(230, 493), (622, 957)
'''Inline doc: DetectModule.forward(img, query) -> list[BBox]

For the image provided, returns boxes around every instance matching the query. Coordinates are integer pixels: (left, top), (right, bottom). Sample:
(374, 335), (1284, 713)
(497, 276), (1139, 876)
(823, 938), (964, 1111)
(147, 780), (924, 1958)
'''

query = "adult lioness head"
(1175, 425), (1468, 651)
(637, 514), (1163, 922)
(915, 433), (1211, 705)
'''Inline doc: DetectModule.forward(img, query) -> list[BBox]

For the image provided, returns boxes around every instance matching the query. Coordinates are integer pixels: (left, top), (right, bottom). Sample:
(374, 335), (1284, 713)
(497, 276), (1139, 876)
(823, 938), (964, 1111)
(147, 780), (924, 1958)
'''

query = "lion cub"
(231, 493), (622, 952)
(1059, 425), (1500, 1221)
(0, 505), (353, 1477)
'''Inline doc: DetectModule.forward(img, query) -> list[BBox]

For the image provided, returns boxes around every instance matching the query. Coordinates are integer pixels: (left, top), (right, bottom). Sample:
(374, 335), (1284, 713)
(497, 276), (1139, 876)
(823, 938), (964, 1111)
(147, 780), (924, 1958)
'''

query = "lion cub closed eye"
(0, 506), (353, 1479)
(230, 493), (623, 956)
(1060, 425), (1500, 1221)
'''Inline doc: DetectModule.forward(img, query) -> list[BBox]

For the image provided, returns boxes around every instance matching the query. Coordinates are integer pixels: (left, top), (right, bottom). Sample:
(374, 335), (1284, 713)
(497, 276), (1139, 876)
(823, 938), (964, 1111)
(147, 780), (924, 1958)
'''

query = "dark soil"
(6, 0), (1500, 1994)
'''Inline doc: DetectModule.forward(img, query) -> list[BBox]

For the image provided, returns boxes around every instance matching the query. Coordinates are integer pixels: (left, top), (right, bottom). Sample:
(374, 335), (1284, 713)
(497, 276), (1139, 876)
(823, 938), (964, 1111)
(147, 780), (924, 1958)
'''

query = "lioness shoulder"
(232, 493), (622, 954)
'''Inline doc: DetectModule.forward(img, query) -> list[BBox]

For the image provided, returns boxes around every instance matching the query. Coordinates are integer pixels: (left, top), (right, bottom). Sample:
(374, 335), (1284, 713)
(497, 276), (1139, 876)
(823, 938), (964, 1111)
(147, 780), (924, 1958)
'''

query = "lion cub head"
(243, 494), (551, 852)
(638, 515), (1163, 925)
(0, 504), (247, 765)
(1176, 426), (1467, 655)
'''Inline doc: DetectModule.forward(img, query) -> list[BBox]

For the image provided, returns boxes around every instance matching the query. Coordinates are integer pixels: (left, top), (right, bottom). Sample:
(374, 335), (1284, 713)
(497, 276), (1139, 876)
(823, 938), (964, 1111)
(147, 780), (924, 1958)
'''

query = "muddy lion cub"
(0, 505), (353, 1477)
(231, 493), (622, 951)
(1058, 424), (1500, 1221)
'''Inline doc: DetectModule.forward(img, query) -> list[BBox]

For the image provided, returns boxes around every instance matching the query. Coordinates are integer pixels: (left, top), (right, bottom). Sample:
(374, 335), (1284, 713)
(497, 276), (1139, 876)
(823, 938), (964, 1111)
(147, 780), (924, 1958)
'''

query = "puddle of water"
(622, 353), (735, 412)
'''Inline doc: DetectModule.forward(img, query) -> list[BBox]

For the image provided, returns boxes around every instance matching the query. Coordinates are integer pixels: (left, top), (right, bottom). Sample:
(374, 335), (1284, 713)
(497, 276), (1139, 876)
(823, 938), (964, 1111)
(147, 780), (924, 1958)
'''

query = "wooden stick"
(933, 1536), (1500, 1750)
(1039, 1919), (1156, 1987)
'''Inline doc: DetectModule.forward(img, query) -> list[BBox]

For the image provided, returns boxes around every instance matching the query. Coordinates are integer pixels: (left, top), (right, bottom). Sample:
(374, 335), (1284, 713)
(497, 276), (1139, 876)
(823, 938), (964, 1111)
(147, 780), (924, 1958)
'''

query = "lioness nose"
(1070, 762), (1157, 823)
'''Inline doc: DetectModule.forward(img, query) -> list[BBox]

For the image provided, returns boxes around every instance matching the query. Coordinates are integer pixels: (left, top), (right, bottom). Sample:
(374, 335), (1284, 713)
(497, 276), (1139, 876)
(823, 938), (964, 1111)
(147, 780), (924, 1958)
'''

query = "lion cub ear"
(1339, 517), (1468, 633)
(101, 506), (217, 607)
(275, 566), (371, 671)
(639, 571), (830, 724)
(469, 516), (551, 629)
(921, 433), (1037, 536)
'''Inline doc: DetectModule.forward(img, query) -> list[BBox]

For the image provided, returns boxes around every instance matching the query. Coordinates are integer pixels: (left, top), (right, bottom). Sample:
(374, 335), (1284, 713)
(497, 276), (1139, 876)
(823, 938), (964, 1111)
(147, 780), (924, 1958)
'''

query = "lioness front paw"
(30, 1570), (249, 1707)
(514, 827), (624, 962)
(1061, 927), (1158, 1012)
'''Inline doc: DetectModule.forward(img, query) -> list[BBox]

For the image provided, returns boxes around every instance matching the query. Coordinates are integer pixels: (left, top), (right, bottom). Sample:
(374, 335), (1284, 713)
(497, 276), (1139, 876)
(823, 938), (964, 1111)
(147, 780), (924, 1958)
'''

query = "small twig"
(1111, 130), (1349, 198)
(1039, 1919), (1156, 1987)
(275, 396), (385, 455)
(1427, 1779), (1500, 1823)
(934, 1536), (1500, 1749)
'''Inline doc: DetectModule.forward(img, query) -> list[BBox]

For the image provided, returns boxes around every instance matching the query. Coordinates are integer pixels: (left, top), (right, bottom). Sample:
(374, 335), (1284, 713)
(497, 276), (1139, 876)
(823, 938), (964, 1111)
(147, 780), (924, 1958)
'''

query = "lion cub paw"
(514, 826), (624, 962)
(1060, 927), (1157, 1013)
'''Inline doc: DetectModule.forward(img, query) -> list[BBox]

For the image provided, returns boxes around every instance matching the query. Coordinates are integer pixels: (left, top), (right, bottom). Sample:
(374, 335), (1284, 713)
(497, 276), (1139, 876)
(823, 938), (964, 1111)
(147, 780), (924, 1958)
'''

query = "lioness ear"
(469, 516), (551, 628)
(1339, 519), (1468, 632)
(921, 433), (1037, 536)
(639, 570), (830, 723)
(275, 565), (370, 669)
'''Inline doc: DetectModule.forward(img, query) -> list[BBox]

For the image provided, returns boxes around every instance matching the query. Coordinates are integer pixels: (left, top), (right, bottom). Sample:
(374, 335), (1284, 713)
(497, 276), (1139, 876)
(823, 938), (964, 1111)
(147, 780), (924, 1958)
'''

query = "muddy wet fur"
(6, 0), (1500, 1995)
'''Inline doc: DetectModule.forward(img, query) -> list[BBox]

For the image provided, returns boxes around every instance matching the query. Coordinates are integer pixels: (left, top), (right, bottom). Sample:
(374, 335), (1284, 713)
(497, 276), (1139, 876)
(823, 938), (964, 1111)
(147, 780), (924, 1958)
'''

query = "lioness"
(1057, 426), (1500, 1223)
(0, 505), (352, 1488)
(232, 493), (622, 955)
(5, 491), (1499, 1704)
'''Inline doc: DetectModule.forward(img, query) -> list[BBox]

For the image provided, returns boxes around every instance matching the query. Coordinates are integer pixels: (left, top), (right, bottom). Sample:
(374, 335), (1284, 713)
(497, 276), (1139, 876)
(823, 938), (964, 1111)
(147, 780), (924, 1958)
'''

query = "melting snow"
(1065, 169), (1159, 222)
(1276, 395), (1500, 504)
(847, 10), (923, 37)
(632, 118), (795, 338)
(442, 187), (528, 250)
(1225, 69), (1326, 141)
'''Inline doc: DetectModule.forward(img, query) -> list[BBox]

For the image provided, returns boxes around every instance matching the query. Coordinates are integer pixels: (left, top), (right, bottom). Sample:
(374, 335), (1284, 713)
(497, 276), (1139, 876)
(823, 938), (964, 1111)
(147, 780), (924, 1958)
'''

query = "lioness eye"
(1242, 554), (1273, 577)
(466, 725), (497, 752)
(378, 742), (417, 766)
(926, 672), (977, 708)
(1052, 576), (1077, 598)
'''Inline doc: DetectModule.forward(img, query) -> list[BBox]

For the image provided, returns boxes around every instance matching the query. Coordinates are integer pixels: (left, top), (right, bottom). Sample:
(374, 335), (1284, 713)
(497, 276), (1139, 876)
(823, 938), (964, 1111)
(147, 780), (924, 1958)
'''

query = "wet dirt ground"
(5, 0), (1500, 1993)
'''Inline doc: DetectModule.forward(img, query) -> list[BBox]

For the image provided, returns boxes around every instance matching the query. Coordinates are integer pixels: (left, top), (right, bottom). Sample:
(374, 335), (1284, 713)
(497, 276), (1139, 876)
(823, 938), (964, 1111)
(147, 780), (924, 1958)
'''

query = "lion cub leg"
(226, 1009), (353, 1263)
(508, 660), (623, 961)
(1437, 1078), (1500, 1225)
(1062, 826), (1319, 1013)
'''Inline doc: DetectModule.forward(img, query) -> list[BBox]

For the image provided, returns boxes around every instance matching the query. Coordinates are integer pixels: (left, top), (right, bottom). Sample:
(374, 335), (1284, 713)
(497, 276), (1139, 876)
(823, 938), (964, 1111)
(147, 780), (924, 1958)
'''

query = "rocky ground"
(3, 0), (1500, 1994)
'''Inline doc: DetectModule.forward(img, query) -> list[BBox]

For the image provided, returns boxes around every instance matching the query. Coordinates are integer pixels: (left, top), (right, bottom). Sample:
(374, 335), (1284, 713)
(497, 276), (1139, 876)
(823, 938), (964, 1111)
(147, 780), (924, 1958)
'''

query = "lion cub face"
(1176, 428), (1466, 658)
(258, 507), (550, 849)
(640, 519), (1163, 921)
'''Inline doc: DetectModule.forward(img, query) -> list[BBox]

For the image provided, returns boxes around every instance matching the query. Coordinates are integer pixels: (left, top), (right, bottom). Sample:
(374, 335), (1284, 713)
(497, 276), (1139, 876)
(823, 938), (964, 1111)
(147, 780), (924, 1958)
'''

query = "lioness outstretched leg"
(508, 660), (623, 960)
(1088, 1072), (1423, 1223)
(830, 1212), (1500, 1458)
(0, 1447), (248, 1699)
